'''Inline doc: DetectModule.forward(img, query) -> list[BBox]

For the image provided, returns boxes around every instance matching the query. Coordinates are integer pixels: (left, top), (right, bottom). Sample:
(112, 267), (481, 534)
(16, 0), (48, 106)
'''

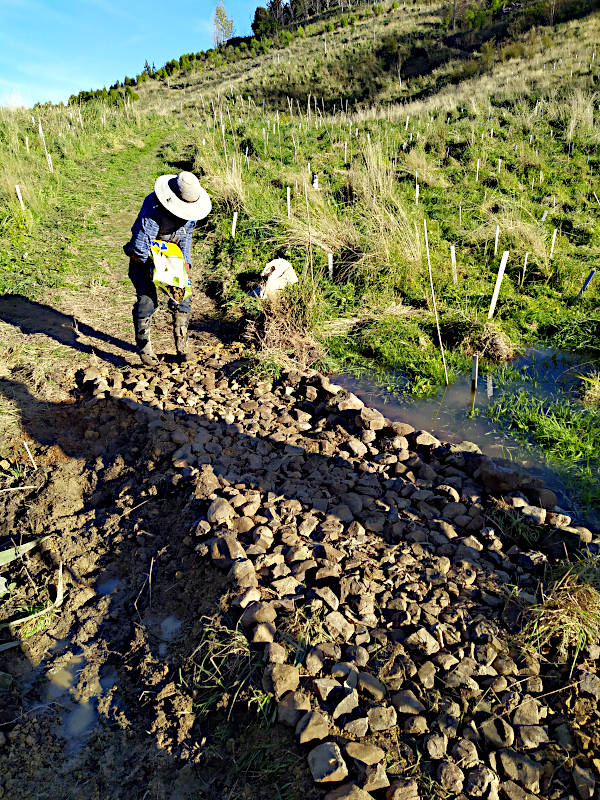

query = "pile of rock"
(78, 359), (599, 800)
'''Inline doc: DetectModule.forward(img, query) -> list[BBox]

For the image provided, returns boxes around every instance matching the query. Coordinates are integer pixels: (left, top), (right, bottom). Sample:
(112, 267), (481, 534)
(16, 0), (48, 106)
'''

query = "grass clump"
(487, 507), (546, 548)
(187, 616), (275, 725)
(520, 555), (600, 666)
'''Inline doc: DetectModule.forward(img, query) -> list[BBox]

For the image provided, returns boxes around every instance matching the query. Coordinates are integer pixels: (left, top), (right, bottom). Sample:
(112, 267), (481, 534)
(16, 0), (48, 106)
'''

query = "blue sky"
(0, 0), (258, 108)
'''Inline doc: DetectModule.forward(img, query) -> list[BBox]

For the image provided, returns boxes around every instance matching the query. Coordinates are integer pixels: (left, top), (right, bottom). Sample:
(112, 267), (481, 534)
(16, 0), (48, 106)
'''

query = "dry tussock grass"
(403, 147), (450, 188)
(521, 556), (600, 666)
(247, 294), (324, 373)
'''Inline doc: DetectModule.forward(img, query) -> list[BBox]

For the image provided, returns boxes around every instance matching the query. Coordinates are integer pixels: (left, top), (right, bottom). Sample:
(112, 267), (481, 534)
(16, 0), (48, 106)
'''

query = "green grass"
(488, 389), (600, 513)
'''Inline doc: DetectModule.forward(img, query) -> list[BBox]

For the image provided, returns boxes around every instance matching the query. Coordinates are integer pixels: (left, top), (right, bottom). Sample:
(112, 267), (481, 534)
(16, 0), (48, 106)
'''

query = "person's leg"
(168, 294), (191, 361)
(128, 259), (159, 365)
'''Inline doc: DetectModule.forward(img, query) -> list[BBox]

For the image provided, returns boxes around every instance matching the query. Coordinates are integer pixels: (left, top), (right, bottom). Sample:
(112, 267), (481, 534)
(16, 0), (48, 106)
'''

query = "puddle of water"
(46, 655), (85, 701)
(45, 656), (121, 754)
(64, 701), (97, 743)
(159, 616), (182, 657)
(95, 576), (121, 595)
(99, 666), (119, 691)
(336, 348), (595, 509)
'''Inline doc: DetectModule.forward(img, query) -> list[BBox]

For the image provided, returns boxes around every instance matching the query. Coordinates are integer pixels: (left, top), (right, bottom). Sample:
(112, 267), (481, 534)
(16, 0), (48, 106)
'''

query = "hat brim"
(154, 174), (212, 221)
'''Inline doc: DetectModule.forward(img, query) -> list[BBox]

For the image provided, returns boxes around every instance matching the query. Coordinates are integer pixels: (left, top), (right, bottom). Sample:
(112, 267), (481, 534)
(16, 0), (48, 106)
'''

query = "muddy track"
(1, 333), (599, 800)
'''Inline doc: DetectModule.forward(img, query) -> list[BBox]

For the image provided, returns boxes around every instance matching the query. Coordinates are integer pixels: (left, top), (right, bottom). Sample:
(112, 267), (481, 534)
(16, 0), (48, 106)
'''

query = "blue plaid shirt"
(124, 191), (196, 263)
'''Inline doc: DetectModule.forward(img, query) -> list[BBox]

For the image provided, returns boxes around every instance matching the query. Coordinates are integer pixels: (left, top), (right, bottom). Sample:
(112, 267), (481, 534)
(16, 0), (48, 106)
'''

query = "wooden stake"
(423, 219), (449, 386)
(577, 269), (596, 297)
(476, 159), (480, 182)
(286, 186), (291, 218)
(231, 211), (238, 238)
(327, 253), (333, 280)
(471, 354), (479, 392)
(488, 251), (509, 319)
(494, 225), (500, 257)
(15, 185), (25, 212)
(304, 181), (313, 278)
(450, 245), (457, 286)
(549, 228), (557, 258)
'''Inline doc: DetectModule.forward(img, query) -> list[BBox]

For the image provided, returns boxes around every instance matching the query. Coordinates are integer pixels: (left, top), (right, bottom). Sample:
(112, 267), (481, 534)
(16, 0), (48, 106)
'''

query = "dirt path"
(0, 125), (222, 441)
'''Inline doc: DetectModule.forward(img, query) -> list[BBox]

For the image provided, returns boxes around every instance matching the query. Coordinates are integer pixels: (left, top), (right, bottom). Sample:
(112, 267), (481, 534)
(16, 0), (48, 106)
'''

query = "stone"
(230, 558), (258, 588)
(391, 690), (426, 715)
(465, 766), (495, 796)
(240, 601), (277, 627)
(278, 691), (311, 726)
(263, 664), (300, 699)
(315, 586), (340, 611)
(207, 497), (236, 524)
(348, 438), (368, 458)
(578, 671), (600, 698)
(386, 779), (420, 800)
(346, 742), (385, 766)
(344, 716), (369, 737)
(512, 697), (538, 726)
(500, 781), (538, 800)
(498, 749), (541, 793)
(367, 704), (397, 731)
(324, 611), (355, 640)
(409, 430), (441, 448)
(357, 406), (386, 431)
(336, 392), (365, 412)
(525, 487), (557, 508)
(324, 784), (374, 800)
(233, 587), (261, 608)
(332, 689), (359, 720)
(307, 742), (348, 783)
(451, 739), (479, 769)
(520, 505), (546, 525)
(305, 646), (325, 675)
(572, 763), (595, 800)
(253, 622), (276, 642)
(264, 642), (287, 663)
(517, 726), (549, 749)
(437, 762), (465, 793)
(417, 661), (436, 688)
(358, 672), (386, 700)
(313, 678), (342, 702)
(426, 733), (448, 760)
(211, 535), (245, 566)
(359, 763), (390, 792)
(296, 710), (330, 744)
(405, 628), (440, 655)
(480, 717), (515, 748)
(332, 662), (359, 688)
(474, 458), (531, 494)
(403, 715), (428, 734)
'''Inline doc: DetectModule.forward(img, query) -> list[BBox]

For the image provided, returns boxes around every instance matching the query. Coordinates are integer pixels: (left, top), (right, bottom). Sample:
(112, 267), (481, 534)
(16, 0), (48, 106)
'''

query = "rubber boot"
(134, 315), (158, 367)
(173, 311), (190, 362)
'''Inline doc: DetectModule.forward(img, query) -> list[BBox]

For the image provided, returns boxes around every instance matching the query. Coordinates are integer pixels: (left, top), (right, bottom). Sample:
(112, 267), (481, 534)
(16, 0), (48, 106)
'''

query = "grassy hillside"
(1, 3), (600, 509)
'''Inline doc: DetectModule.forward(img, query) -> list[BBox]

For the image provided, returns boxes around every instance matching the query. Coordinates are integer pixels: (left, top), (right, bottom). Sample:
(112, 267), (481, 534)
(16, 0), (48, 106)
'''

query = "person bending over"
(123, 171), (211, 365)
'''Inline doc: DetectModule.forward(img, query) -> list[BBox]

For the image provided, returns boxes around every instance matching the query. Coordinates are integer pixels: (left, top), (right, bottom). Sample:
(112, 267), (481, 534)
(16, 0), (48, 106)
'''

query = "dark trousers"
(128, 259), (191, 319)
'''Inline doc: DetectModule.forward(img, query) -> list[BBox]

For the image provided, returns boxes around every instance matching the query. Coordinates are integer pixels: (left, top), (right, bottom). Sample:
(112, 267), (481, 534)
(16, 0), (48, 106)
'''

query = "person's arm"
(127, 215), (160, 263)
(179, 221), (196, 265)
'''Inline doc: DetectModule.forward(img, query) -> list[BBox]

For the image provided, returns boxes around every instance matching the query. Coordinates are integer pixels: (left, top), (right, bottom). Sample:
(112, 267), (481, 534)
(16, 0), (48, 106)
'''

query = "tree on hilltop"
(252, 6), (281, 37)
(213, 1), (234, 48)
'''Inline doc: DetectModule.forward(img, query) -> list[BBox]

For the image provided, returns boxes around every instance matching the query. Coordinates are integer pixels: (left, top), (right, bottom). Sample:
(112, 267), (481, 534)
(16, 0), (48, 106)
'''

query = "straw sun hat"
(154, 171), (211, 221)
